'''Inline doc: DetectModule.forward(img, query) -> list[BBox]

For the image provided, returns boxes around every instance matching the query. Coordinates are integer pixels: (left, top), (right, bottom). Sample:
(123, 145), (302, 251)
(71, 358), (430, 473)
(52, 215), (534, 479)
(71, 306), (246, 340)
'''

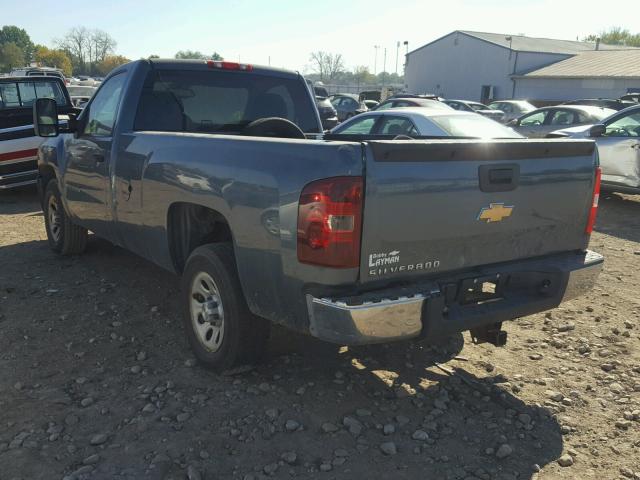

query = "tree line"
(0, 25), (225, 77)
(0, 25), (129, 76)
(583, 27), (640, 47)
(308, 51), (404, 86)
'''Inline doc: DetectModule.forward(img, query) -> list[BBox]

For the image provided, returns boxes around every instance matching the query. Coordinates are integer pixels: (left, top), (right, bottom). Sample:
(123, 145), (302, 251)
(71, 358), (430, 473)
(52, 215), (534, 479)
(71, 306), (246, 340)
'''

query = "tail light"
(297, 177), (363, 268)
(206, 60), (253, 71)
(585, 167), (601, 234)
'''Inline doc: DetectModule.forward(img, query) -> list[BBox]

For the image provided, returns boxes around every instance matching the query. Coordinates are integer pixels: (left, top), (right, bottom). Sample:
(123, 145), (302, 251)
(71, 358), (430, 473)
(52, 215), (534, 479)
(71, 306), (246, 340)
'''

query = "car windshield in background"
(592, 108), (616, 121)
(468, 103), (487, 111)
(430, 113), (523, 138)
(134, 69), (320, 134)
(0, 80), (66, 110)
(67, 86), (96, 96)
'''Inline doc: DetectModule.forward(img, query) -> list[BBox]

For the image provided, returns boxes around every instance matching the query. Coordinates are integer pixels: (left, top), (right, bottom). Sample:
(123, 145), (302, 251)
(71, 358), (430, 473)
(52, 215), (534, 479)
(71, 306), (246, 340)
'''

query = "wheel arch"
(166, 202), (234, 274)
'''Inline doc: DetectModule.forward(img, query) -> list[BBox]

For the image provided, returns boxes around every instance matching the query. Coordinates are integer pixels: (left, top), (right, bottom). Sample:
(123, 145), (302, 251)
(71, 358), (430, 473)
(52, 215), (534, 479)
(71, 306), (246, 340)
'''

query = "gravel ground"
(0, 187), (638, 480)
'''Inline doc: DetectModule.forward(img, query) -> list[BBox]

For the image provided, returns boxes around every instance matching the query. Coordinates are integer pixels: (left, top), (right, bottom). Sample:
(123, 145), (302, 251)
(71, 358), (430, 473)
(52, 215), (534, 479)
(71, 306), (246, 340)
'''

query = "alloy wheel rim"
(48, 195), (62, 243)
(190, 271), (225, 352)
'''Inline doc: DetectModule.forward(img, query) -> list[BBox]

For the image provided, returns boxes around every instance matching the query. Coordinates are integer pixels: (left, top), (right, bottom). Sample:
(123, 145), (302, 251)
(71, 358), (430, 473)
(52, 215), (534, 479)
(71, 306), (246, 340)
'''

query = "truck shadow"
(596, 193), (640, 243)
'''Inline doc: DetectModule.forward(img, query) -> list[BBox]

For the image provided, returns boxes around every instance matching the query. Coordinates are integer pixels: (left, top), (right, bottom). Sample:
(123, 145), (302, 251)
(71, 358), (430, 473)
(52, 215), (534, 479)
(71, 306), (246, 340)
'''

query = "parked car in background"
(374, 97), (452, 111)
(313, 85), (329, 98)
(67, 85), (98, 108)
(620, 93), (640, 103)
(328, 108), (522, 139)
(509, 105), (615, 138)
(10, 67), (67, 84)
(315, 96), (338, 130)
(443, 99), (505, 121)
(562, 98), (635, 111)
(487, 100), (536, 123)
(329, 93), (367, 121)
(363, 100), (379, 110)
(305, 79), (329, 99)
(547, 105), (640, 194)
(359, 90), (381, 102)
(390, 93), (441, 100)
(0, 76), (74, 189)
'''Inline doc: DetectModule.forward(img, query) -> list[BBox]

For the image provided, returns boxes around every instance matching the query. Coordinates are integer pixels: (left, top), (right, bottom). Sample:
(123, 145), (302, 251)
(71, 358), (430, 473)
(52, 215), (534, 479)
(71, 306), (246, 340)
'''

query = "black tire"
(43, 180), (88, 255)
(181, 243), (270, 371)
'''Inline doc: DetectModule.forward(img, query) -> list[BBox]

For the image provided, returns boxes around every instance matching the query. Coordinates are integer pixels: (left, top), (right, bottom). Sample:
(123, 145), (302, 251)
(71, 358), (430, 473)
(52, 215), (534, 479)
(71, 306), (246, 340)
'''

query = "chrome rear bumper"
(307, 294), (427, 345)
(307, 250), (603, 345)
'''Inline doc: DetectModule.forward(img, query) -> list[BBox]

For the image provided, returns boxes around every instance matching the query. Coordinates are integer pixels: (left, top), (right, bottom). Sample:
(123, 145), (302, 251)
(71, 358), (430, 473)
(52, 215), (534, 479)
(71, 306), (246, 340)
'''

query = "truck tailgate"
(360, 139), (597, 283)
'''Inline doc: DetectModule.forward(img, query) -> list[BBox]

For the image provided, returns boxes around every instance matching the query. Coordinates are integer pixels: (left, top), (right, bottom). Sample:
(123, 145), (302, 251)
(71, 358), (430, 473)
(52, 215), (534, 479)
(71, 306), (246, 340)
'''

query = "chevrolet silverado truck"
(32, 58), (604, 370)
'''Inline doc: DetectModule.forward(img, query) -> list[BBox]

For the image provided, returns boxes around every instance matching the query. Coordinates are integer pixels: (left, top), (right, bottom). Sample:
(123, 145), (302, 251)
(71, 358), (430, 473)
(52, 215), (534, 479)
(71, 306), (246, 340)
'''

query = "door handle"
(478, 164), (520, 192)
(632, 144), (640, 150)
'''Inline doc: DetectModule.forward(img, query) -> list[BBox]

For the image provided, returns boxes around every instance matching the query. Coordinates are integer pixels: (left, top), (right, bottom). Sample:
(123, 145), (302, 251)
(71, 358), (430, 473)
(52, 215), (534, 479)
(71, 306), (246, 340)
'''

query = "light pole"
(506, 36), (513, 59)
(374, 45), (380, 75)
(383, 47), (387, 86)
(395, 41), (400, 75)
(403, 41), (409, 74)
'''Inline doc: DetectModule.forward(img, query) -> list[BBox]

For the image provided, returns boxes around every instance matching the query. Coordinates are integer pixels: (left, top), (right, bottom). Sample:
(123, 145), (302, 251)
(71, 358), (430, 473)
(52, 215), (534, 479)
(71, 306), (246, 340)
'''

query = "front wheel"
(181, 243), (270, 371)
(43, 180), (88, 255)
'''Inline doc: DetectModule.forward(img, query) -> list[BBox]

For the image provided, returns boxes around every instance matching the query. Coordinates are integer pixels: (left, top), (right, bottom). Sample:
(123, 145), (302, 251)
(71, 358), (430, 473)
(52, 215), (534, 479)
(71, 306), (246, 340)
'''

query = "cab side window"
(549, 110), (576, 126)
(378, 116), (418, 136)
(84, 73), (126, 136)
(376, 101), (394, 110)
(604, 112), (640, 137)
(519, 111), (546, 126)
(336, 117), (376, 134)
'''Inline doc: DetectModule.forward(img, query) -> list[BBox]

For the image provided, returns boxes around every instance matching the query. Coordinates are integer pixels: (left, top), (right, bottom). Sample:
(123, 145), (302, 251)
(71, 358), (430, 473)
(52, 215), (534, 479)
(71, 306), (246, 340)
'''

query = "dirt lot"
(0, 187), (638, 480)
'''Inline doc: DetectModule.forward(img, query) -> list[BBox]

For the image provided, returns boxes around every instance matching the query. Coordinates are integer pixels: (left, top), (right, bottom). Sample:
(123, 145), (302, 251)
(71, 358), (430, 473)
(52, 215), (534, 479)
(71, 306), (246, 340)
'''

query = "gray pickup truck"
(32, 59), (604, 370)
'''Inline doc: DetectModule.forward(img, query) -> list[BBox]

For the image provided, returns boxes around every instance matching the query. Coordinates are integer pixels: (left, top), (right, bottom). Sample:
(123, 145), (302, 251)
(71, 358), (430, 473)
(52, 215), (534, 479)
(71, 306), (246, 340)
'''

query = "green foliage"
(0, 25), (34, 61)
(0, 42), (24, 71)
(34, 46), (73, 76)
(95, 55), (130, 76)
(584, 27), (640, 47)
(175, 50), (223, 60)
(306, 65), (404, 87)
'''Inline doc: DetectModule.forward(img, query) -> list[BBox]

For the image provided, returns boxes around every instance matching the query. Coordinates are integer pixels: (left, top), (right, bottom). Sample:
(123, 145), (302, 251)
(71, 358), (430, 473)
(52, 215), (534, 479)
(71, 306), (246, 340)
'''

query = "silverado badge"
(477, 203), (514, 223)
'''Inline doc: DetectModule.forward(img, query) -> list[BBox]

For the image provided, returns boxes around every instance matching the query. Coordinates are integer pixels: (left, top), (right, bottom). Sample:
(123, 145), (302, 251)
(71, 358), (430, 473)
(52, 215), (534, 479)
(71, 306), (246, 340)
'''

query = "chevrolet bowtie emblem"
(477, 203), (514, 223)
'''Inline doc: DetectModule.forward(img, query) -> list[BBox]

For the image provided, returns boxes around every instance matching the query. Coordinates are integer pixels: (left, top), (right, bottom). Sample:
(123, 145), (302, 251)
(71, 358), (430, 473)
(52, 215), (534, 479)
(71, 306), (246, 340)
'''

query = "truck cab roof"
(145, 58), (301, 79)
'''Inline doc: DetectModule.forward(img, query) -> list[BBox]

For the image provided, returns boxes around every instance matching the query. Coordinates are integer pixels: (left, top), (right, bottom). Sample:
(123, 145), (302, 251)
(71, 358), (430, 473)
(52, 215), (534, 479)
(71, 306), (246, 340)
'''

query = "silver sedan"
(549, 105), (640, 194)
(329, 107), (522, 139)
(509, 105), (615, 138)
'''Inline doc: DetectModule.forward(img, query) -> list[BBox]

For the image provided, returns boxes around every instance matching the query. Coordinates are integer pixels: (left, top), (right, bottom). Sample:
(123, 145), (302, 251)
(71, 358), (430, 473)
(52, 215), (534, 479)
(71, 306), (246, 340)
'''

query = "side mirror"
(33, 98), (60, 137)
(507, 119), (517, 127)
(589, 124), (606, 137)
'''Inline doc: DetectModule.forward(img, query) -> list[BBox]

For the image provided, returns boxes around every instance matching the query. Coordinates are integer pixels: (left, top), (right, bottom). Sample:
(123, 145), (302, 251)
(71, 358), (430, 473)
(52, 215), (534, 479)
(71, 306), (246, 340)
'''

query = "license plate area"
(459, 274), (506, 305)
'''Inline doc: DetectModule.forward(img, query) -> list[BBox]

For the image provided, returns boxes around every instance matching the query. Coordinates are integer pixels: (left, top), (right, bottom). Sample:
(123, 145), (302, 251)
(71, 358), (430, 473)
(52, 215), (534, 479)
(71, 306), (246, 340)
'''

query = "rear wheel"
(181, 243), (270, 371)
(43, 180), (87, 255)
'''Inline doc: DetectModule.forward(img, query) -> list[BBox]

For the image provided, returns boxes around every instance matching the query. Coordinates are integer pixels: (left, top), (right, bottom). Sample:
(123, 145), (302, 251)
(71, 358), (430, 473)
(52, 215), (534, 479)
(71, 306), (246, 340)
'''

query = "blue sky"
(3, 0), (635, 73)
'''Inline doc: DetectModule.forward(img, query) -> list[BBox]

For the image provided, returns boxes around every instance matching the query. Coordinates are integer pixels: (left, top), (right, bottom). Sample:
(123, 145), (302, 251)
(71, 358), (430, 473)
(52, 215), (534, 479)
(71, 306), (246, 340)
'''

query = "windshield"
(67, 86), (96, 97)
(591, 108), (616, 121)
(429, 113), (523, 138)
(516, 102), (536, 113)
(135, 69), (320, 134)
(468, 102), (488, 111)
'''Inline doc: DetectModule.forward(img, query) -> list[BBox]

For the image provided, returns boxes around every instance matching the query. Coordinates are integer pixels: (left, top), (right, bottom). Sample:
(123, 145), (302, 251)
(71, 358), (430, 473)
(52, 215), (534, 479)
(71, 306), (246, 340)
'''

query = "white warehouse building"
(405, 30), (639, 103)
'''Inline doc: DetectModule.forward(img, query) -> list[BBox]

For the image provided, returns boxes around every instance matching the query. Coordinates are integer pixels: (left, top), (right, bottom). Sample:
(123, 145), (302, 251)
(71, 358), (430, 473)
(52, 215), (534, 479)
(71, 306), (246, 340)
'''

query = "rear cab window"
(134, 69), (320, 134)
